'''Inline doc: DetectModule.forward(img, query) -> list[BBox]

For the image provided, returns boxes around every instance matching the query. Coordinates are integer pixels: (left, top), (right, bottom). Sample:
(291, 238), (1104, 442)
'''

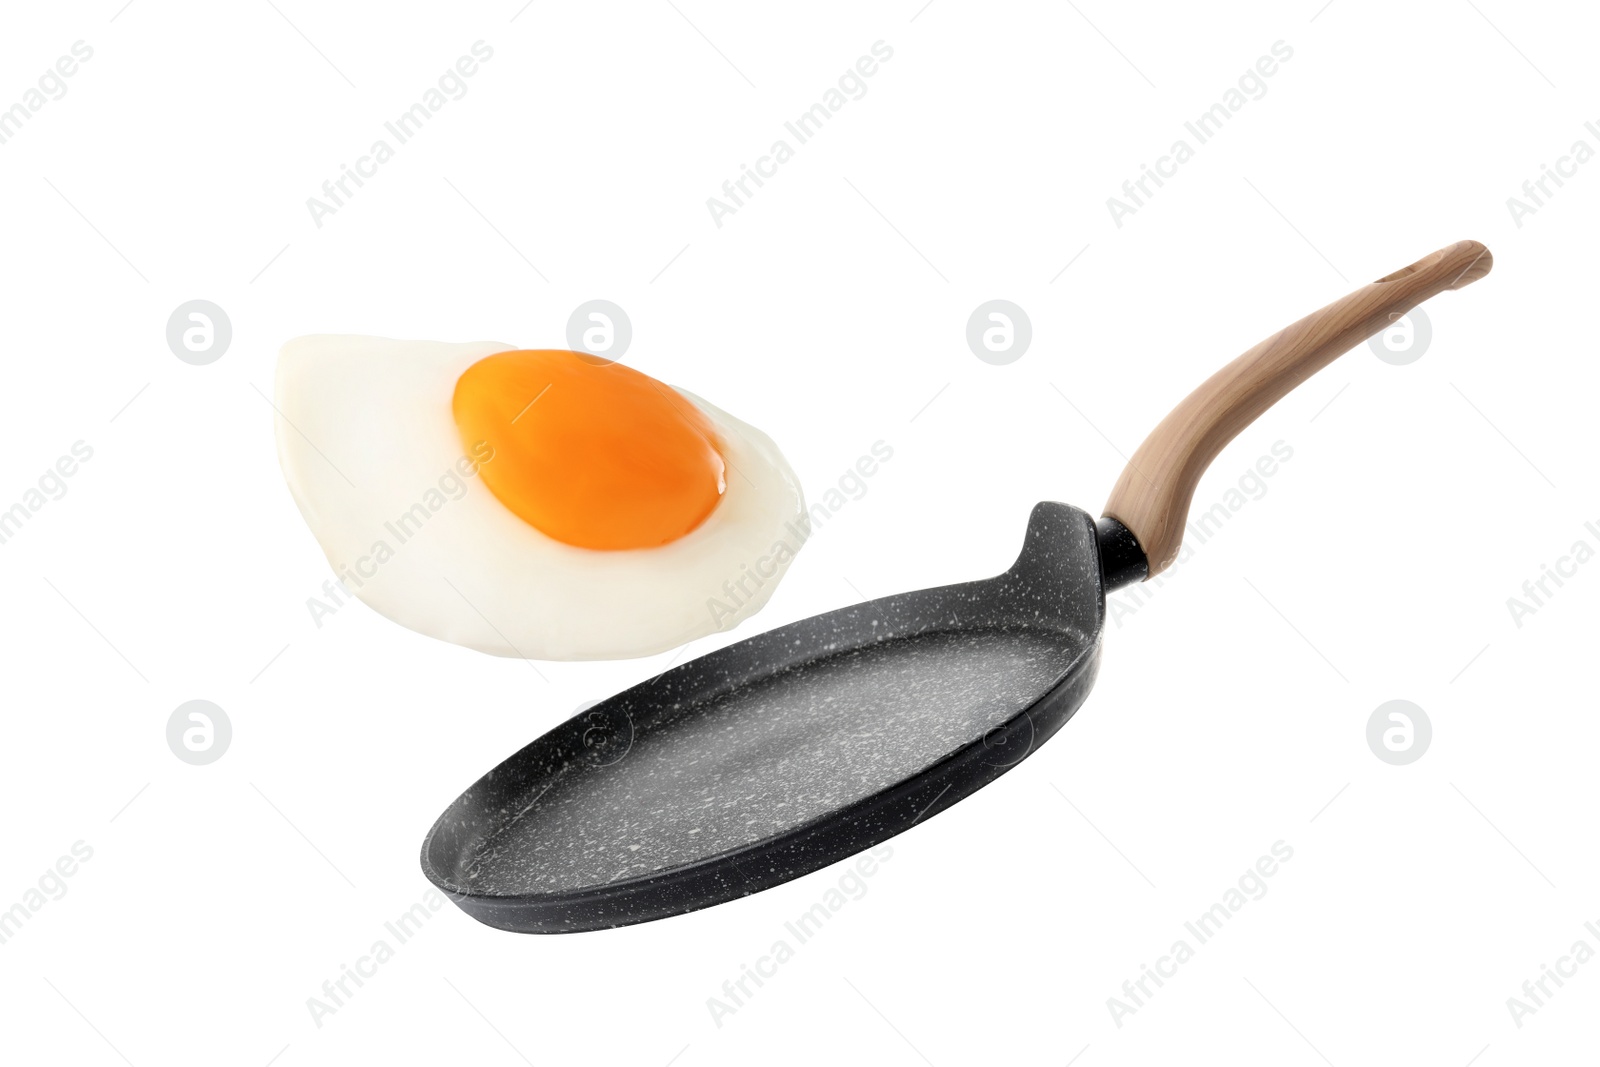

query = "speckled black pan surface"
(421, 501), (1108, 933)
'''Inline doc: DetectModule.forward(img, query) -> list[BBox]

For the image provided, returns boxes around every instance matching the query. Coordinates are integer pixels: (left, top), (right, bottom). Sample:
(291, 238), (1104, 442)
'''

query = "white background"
(0, 1), (1595, 1064)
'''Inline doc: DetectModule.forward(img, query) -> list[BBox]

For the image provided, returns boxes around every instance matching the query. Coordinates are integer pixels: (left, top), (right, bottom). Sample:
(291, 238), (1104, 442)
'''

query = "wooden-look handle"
(1103, 240), (1493, 578)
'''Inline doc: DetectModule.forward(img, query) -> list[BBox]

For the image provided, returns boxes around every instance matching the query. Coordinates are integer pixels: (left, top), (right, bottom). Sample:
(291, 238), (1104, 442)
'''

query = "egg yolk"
(452, 350), (726, 551)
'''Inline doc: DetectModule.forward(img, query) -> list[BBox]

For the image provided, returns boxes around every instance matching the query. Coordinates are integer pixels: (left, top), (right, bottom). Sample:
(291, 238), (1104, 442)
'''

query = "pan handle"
(1102, 239), (1493, 579)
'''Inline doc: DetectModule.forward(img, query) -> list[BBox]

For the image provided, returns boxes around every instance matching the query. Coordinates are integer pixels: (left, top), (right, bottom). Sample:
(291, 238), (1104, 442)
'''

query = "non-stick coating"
(421, 501), (1107, 932)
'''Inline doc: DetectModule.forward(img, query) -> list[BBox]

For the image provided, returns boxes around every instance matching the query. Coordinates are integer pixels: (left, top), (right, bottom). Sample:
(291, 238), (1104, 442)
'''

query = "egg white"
(274, 335), (807, 660)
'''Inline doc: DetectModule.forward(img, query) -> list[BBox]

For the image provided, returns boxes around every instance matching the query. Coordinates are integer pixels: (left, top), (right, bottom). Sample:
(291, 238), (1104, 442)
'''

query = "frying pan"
(421, 240), (1493, 933)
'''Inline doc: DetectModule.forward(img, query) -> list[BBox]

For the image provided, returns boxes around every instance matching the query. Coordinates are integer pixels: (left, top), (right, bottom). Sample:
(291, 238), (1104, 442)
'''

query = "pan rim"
(418, 500), (1108, 931)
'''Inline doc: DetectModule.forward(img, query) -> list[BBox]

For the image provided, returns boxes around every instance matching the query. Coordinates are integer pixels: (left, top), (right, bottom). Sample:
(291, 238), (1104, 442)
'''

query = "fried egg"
(274, 337), (806, 660)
